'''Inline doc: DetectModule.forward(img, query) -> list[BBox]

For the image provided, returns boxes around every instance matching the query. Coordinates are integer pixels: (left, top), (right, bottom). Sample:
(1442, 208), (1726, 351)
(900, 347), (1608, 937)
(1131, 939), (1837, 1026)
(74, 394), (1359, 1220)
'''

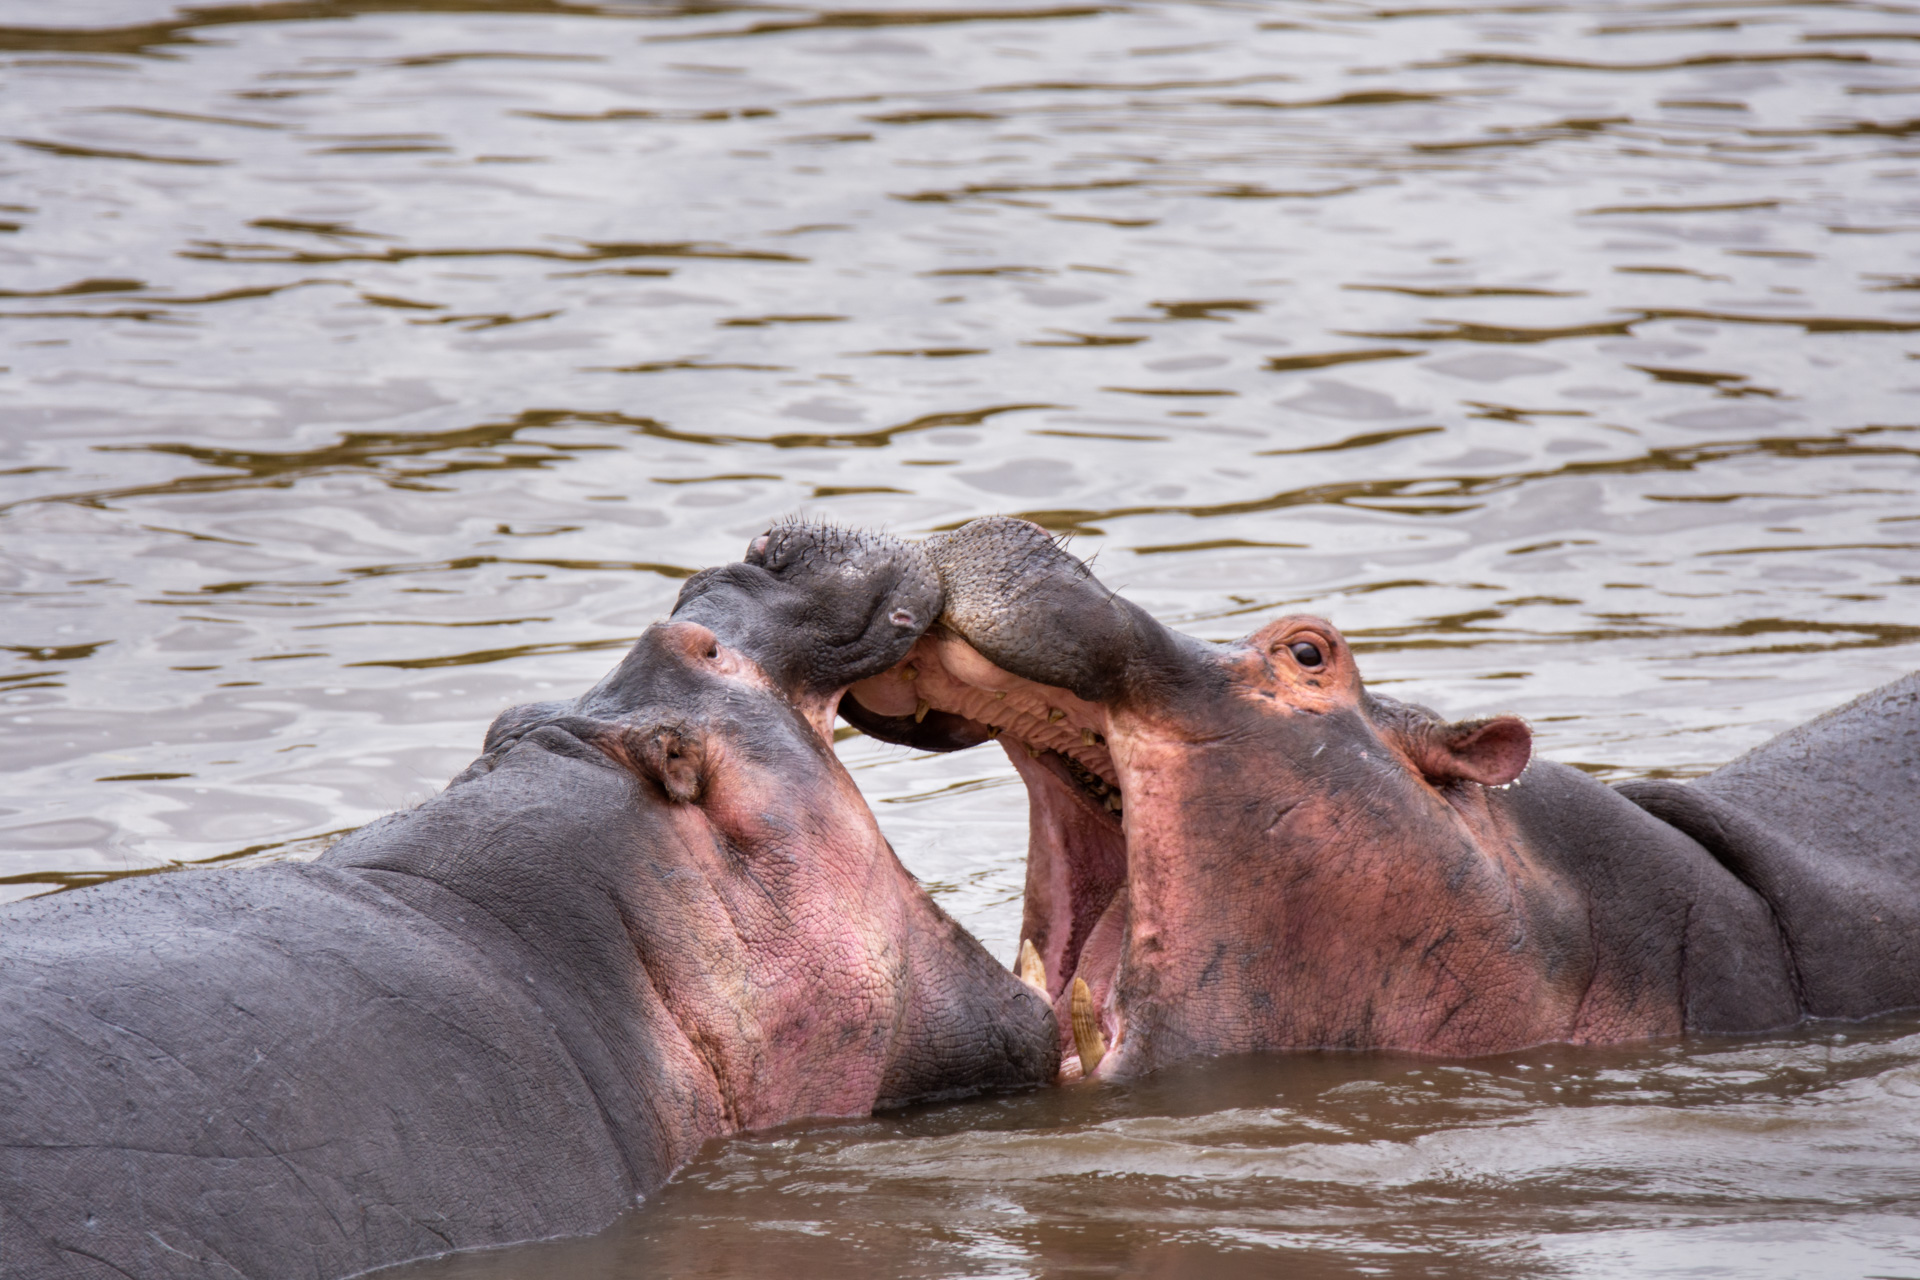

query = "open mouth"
(843, 627), (1128, 1077)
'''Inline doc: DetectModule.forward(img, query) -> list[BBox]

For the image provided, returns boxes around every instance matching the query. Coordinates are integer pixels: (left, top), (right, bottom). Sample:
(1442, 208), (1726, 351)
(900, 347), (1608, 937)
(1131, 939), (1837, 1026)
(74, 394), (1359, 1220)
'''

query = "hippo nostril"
(705, 642), (719, 659)
(890, 608), (915, 628)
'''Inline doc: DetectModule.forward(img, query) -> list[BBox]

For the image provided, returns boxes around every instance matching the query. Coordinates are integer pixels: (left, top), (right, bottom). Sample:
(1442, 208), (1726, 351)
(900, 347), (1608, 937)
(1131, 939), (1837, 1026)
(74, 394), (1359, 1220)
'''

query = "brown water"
(2, 0), (1918, 1275)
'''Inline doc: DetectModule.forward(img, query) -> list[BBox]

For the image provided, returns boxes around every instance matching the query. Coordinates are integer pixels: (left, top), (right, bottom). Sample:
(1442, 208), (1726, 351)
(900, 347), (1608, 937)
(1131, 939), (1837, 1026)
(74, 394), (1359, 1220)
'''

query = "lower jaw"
(1004, 744), (1130, 1076)
(1064, 885), (1125, 1030)
(1061, 886), (1127, 1079)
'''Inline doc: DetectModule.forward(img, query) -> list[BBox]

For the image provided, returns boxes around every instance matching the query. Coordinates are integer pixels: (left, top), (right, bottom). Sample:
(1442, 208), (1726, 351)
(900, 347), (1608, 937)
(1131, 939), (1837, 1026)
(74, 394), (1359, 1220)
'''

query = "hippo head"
(477, 521), (1058, 1124)
(844, 517), (1542, 1079)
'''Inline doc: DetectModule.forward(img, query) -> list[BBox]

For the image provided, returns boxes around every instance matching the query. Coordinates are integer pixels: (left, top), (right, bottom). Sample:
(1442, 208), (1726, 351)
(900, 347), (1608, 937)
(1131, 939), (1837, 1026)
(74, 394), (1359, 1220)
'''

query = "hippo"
(0, 523), (1057, 1280)
(841, 516), (1920, 1079)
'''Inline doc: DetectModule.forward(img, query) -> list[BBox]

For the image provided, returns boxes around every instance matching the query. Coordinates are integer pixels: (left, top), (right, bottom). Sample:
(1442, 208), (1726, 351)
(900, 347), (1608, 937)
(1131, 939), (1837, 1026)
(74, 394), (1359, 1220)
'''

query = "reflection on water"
(2, 0), (1918, 1273)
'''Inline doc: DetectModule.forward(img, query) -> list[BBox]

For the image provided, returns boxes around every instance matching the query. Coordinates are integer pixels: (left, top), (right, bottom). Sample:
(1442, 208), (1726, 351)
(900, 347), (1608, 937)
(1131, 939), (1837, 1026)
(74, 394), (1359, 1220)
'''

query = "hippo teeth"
(1058, 751), (1122, 819)
(1070, 976), (1107, 1076)
(1017, 938), (1049, 996)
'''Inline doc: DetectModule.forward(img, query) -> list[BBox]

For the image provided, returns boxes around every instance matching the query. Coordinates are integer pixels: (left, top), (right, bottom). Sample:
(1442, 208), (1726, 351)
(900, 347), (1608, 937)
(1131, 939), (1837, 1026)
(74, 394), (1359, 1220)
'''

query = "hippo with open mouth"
(843, 516), (1920, 1079)
(0, 523), (1056, 1280)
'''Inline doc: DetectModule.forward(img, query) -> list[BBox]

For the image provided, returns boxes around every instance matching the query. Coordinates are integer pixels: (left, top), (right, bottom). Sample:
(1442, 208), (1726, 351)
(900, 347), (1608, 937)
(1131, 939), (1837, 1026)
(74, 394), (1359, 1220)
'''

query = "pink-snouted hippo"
(841, 516), (1920, 1081)
(0, 523), (1056, 1280)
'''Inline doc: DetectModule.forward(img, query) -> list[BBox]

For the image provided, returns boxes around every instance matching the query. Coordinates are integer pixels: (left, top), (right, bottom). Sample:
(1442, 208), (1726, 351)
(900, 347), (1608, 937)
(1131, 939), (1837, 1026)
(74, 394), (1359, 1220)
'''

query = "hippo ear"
(631, 723), (708, 804)
(1411, 716), (1531, 788)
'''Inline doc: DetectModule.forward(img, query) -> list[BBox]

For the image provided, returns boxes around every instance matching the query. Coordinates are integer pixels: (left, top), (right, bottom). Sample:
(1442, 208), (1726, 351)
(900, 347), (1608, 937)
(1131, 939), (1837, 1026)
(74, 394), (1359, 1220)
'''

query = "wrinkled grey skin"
(851, 516), (1920, 1068)
(0, 523), (1057, 1280)
(1618, 676), (1920, 1022)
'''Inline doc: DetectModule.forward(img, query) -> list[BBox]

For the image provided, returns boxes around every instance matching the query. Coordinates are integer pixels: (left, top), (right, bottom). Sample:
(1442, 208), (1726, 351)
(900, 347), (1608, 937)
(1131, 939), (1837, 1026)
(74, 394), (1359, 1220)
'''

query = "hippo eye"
(1288, 640), (1324, 668)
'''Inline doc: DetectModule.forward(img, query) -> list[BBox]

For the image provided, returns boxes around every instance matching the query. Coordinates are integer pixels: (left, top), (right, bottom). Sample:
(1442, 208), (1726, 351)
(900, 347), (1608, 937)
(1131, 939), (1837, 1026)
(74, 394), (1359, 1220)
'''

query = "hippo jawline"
(842, 628), (1130, 1078)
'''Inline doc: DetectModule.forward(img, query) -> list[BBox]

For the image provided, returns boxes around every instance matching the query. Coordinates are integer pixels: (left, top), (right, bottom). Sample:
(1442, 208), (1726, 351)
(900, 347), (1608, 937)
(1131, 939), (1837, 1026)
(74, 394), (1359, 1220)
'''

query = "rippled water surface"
(3, 0), (1918, 1275)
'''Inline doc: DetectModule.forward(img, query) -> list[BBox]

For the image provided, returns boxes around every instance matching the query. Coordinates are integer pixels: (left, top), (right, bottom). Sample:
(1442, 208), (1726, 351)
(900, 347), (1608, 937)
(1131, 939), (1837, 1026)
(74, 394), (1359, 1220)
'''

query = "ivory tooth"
(901, 664), (918, 682)
(1070, 977), (1107, 1076)
(985, 725), (1001, 740)
(1106, 792), (1123, 813)
(992, 690), (1007, 700)
(1016, 939), (1048, 995)
(913, 698), (931, 723)
(1081, 728), (1096, 747)
(1047, 708), (1065, 723)
(1026, 743), (1043, 759)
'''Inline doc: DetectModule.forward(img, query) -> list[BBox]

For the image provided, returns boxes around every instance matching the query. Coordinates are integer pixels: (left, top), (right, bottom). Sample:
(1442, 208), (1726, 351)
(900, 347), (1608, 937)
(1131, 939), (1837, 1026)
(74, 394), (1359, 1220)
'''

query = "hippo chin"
(0, 522), (1056, 1280)
(844, 516), (1920, 1080)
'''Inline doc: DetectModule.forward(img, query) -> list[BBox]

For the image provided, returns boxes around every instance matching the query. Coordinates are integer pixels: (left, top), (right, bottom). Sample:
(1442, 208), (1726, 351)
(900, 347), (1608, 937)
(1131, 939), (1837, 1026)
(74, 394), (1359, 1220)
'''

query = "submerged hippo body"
(844, 517), (1920, 1078)
(0, 525), (1056, 1280)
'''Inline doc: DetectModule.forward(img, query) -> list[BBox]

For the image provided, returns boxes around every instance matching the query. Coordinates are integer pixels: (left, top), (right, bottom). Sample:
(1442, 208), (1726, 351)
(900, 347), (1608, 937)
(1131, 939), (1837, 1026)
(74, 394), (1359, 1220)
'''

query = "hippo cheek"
(1071, 709), (1492, 1067)
(697, 759), (1059, 1110)
(594, 726), (907, 1121)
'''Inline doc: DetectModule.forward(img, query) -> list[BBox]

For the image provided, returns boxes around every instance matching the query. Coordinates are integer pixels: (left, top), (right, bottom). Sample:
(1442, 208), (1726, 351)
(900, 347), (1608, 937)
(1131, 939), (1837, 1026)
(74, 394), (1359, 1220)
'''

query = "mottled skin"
(0, 524), (1056, 1280)
(846, 516), (1920, 1078)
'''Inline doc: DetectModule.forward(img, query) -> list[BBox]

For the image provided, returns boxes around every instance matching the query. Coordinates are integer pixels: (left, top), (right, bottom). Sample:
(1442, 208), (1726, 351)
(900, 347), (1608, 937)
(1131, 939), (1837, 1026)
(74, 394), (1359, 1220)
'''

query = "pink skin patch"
(850, 614), (1574, 1081)
(593, 622), (1049, 1119)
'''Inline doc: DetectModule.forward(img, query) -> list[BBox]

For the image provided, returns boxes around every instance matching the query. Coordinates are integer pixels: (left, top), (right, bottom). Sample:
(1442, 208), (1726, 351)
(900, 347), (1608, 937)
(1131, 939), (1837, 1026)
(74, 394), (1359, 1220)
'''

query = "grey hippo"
(0, 523), (1057, 1279)
(842, 516), (1920, 1080)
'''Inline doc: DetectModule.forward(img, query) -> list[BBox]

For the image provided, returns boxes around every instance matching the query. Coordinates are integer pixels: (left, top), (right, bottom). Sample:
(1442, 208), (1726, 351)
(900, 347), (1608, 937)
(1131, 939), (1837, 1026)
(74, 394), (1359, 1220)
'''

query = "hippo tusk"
(913, 698), (931, 723)
(1017, 939), (1048, 995)
(1081, 728), (1096, 747)
(1070, 977), (1106, 1076)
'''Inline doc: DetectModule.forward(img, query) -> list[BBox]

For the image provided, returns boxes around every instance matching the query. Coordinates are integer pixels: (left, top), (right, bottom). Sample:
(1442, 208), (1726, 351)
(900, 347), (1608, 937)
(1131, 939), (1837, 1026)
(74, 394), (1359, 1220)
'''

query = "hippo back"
(0, 861), (635, 1280)
(0, 740), (671, 1280)
(1620, 673), (1920, 1021)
